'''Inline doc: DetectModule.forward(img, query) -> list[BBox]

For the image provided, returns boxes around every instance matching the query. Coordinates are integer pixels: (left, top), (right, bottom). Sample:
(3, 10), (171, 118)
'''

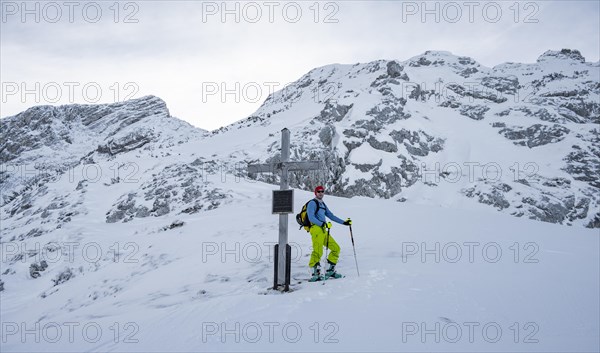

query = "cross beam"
(248, 161), (321, 175)
(248, 128), (321, 291)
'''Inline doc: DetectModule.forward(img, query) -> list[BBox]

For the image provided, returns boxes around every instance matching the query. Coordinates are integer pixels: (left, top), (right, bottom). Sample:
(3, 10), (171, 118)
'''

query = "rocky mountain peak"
(0, 95), (177, 164)
(537, 49), (586, 63)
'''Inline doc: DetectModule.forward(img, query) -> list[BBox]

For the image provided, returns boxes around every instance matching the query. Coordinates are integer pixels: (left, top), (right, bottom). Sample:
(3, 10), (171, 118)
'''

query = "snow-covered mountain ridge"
(212, 49), (599, 228)
(1, 49), (598, 244)
(0, 49), (599, 353)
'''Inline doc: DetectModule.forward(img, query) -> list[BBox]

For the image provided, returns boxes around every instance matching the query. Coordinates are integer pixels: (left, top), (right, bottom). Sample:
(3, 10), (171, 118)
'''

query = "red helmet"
(314, 185), (325, 195)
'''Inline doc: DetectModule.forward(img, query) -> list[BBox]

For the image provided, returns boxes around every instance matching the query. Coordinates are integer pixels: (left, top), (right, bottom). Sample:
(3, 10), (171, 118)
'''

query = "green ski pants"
(308, 225), (340, 268)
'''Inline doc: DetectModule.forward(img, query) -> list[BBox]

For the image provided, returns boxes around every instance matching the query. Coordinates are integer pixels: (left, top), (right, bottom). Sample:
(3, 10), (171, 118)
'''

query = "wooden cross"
(248, 128), (321, 291)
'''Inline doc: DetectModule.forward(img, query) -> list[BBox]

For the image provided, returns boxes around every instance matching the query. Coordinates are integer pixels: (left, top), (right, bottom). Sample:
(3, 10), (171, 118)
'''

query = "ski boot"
(308, 263), (324, 282)
(324, 260), (343, 279)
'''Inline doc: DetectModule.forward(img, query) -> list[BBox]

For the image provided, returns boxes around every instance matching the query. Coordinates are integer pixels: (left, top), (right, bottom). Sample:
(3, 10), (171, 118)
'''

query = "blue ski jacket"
(307, 198), (345, 227)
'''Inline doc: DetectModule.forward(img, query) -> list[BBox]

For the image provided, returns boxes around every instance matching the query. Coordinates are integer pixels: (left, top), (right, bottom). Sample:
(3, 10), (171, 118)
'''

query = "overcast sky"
(1, 0), (599, 130)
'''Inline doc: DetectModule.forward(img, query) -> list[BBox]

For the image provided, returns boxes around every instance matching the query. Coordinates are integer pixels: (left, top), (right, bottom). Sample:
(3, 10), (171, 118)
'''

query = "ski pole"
(349, 225), (360, 277)
(325, 225), (330, 265)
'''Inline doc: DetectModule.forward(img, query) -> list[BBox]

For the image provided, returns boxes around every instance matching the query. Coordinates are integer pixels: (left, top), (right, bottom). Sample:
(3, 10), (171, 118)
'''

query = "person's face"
(316, 190), (325, 200)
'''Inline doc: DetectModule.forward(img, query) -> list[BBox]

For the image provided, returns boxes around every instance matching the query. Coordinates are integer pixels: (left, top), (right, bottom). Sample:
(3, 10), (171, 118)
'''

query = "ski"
(308, 275), (324, 282)
(324, 273), (344, 280)
(306, 274), (344, 283)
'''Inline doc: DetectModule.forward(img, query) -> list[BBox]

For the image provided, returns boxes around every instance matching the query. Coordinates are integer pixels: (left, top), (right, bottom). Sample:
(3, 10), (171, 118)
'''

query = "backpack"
(295, 199), (321, 232)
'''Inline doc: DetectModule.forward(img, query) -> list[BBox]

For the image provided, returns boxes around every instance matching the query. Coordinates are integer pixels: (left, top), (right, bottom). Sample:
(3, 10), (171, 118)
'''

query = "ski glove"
(322, 222), (332, 229)
(343, 218), (352, 226)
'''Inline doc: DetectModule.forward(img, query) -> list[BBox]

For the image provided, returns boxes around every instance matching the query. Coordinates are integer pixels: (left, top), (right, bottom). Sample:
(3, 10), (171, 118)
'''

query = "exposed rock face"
(0, 96), (171, 163)
(29, 261), (48, 278)
(497, 124), (571, 148)
(318, 102), (353, 122)
(537, 49), (586, 63)
(460, 105), (490, 120)
(386, 61), (409, 81)
(97, 129), (155, 156)
(481, 76), (519, 95)
(563, 129), (600, 188)
(389, 129), (444, 156)
(105, 162), (231, 223)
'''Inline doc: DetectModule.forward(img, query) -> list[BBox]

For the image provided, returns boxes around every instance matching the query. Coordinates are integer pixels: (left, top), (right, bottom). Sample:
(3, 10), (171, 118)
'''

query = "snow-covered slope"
(1, 184), (598, 352)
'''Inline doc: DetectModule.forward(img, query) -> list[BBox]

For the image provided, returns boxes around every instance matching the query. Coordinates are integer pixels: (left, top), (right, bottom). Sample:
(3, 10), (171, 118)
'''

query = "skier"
(307, 185), (352, 281)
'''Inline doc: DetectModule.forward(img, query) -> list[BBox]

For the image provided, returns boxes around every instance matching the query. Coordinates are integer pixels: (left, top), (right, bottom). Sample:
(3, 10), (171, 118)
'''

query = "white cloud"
(1, 0), (598, 130)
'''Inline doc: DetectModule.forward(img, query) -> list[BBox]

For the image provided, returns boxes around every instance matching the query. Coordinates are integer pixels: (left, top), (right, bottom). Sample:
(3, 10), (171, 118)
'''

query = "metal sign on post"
(272, 190), (294, 214)
(248, 128), (321, 292)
